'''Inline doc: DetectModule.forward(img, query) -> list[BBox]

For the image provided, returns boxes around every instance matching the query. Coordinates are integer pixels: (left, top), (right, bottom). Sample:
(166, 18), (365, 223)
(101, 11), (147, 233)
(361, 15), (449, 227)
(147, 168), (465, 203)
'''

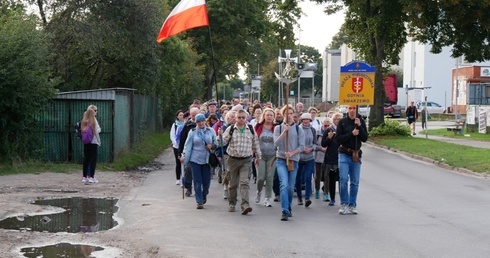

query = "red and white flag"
(156, 0), (209, 43)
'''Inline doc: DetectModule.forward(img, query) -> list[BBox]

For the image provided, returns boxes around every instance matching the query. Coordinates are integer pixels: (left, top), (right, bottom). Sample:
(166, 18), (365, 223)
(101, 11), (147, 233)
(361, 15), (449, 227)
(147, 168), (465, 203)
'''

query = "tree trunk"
(368, 36), (387, 129)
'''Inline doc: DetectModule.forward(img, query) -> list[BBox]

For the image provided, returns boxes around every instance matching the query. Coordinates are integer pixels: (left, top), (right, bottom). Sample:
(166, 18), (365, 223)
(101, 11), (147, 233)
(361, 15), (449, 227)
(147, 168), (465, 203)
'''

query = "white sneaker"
(82, 177), (88, 183)
(349, 206), (358, 215)
(255, 191), (261, 203)
(338, 204), (351, 215)
(175, 180), (180, 185)
(264, 198), (272, 207)
(87, 177), (98, 184)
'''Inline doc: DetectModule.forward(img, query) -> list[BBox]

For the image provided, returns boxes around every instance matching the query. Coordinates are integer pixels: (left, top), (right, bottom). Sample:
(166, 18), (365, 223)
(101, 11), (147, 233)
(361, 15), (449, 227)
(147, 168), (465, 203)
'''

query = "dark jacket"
(321, 125), (339, 165)
(406, 106), (418, 119)
(336, 115), (368, 157)
(178, 120), (196, 156)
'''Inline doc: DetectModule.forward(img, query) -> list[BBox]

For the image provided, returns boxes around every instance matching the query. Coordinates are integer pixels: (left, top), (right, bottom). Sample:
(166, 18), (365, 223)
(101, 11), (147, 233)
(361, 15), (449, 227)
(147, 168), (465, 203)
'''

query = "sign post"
(339, 61), (375, 105)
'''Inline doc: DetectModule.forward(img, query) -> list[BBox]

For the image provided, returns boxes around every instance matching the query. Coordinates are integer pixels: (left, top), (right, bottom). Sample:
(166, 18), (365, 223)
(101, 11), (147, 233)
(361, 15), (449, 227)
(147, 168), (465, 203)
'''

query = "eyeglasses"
(237, 116), (247, 119)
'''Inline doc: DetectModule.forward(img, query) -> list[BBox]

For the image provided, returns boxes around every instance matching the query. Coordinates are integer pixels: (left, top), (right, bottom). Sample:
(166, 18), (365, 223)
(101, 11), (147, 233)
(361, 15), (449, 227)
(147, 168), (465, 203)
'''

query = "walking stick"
(285, 83), (290, 165)
(181, 162), (185, 199)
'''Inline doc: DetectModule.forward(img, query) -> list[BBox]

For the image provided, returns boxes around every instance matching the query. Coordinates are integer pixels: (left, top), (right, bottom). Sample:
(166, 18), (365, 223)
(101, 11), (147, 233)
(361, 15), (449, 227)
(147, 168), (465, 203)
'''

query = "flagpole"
(207, 27), (219, 101)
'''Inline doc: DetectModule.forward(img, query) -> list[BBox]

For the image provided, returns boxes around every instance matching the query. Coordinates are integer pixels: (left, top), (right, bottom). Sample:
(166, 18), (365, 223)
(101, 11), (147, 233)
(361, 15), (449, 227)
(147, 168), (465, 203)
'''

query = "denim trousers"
(276, 159), (298, 214)
(190, 162), (211, 204)
(338, 154), (361, 207)
(296, 159), (315, 200)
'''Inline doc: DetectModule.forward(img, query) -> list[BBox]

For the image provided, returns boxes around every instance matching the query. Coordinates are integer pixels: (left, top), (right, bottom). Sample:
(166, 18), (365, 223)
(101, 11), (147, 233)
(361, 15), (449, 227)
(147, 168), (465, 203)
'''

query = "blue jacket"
(183, 126), (217, 166)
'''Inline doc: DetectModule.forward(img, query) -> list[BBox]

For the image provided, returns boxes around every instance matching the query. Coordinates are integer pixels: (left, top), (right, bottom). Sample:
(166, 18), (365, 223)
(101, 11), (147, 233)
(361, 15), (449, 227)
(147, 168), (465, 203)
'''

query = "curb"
(365, 141), (489, 179)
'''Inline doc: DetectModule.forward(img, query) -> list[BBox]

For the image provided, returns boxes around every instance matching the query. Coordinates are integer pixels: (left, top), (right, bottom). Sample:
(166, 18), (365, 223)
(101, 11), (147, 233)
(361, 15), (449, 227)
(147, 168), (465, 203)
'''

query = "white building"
(403, 41), (490, 111)
(322, 49), (341, 102)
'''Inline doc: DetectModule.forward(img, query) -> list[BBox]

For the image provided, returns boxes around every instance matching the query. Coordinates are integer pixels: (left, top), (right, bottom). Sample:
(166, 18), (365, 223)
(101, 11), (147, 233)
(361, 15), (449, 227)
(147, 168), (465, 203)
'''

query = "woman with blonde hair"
(254, 108), (276, 207)
(81, 107), (101, 184)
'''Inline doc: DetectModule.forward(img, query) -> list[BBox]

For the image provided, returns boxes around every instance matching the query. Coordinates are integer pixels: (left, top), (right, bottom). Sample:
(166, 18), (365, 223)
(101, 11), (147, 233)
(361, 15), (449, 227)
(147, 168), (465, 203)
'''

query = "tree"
(181, 0), (302, 100)
(405, 1), (490, 62)
(313, 0), (408, 129)
(0, 2), (56, 161)
(328, 23), (349, 50)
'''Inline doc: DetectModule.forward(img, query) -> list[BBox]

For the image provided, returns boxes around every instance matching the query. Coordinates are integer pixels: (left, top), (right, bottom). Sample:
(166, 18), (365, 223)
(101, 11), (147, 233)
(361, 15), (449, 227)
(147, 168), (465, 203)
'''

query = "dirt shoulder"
(0, 169), (150, 257)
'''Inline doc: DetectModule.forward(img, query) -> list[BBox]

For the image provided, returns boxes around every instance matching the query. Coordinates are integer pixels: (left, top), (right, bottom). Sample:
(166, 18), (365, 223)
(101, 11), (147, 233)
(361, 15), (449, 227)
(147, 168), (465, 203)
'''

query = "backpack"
(279, 123), (299, 134)
(229, 124), (255, 139)
(75, 121), (82, 139)
(81, 124), (94, 144)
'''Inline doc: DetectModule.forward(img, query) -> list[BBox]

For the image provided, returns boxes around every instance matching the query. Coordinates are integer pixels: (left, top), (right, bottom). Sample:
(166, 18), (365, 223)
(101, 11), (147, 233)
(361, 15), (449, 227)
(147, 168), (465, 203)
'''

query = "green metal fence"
(38, 89), (161, 163)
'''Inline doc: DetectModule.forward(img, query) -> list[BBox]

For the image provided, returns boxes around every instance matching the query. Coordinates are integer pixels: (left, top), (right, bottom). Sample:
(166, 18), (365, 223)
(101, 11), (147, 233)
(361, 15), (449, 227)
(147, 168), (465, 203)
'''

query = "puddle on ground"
(0, 197), (118, 233)
(20, 242), (104, 258)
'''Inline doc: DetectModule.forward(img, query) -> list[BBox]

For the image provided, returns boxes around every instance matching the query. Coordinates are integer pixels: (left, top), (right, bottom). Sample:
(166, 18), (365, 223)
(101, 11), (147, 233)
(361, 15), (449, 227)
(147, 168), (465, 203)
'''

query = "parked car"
(417, 101), (445, 114)
(384, 103), (402, 117)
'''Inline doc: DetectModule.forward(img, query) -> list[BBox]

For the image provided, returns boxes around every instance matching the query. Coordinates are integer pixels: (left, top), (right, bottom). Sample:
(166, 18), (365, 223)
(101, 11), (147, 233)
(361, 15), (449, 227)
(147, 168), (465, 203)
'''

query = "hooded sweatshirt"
(299, 124), (322, 161)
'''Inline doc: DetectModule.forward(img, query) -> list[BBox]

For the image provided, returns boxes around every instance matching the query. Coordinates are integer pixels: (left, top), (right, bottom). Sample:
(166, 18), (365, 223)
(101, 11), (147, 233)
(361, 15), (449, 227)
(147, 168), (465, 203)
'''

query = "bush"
(370, 117), (411, 136)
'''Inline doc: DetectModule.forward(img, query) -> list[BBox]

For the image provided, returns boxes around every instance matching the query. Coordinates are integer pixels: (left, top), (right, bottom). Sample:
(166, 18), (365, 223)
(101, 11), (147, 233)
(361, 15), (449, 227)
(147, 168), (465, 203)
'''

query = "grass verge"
(421, 128), (490, 141)
(0, 131), (171, 175)
(370, 135), (490, 174)
(104, 132), (171, 171)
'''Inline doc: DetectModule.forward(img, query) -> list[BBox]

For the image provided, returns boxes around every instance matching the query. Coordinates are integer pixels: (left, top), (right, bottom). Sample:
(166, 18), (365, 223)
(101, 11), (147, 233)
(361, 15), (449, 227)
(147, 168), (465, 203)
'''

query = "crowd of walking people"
(170, 98), (368, 221)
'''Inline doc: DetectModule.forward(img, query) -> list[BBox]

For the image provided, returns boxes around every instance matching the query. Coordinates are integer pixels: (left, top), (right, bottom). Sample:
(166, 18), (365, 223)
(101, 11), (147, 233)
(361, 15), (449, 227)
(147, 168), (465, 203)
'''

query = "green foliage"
(369, 117), (411, 136)
(158, 38), (206, 124)
(0, 131), (170, 174)
(187, 0), (302, 99)
(0, 5), (56, 162)
(406, 1), (490, 62)
(109, 132), (171, 171)
(328, 23), (349, 50)
(313, 0), (408, 130)
(371, 136), (490, 174)
(215, 81), (235, 100)
(45, 0), (163, 94)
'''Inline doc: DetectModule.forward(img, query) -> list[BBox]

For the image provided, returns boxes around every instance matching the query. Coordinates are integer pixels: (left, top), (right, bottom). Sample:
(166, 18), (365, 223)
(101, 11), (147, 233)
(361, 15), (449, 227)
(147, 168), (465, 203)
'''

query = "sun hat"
(300, 113), (312, 121)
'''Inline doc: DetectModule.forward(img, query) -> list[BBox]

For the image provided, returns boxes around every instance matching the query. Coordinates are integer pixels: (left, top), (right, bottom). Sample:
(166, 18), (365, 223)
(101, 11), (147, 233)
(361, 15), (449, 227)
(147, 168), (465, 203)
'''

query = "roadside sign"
(251, 79), (261, 89)
(339, 61), (375, 105)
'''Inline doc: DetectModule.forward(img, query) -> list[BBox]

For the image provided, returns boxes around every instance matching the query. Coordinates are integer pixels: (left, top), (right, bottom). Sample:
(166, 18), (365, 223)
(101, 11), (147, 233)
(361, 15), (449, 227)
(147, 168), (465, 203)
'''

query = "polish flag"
(156, 0), (209, 43)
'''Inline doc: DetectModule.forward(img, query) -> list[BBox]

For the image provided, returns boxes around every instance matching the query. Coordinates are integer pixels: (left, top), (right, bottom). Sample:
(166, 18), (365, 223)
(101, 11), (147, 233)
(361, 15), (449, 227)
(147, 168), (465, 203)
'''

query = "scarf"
(175, 120), (185, 127)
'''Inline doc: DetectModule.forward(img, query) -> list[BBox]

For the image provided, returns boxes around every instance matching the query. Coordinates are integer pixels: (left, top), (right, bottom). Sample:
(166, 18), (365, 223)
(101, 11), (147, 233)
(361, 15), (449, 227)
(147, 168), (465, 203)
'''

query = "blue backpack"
(82, 124), (94, 144)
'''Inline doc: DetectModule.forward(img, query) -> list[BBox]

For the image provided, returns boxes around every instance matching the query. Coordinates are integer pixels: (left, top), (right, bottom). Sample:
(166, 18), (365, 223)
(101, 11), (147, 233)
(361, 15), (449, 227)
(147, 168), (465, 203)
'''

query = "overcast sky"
(297, 1), (345, 53)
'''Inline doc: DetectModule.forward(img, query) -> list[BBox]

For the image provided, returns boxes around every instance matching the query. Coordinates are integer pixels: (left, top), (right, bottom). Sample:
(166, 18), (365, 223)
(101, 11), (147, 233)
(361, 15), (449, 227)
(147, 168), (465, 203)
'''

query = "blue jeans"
(338, 154), (361, 207)
(296, 159), (315, 200)
(276, 159), (298, 214)
(190, 162), (211, 204)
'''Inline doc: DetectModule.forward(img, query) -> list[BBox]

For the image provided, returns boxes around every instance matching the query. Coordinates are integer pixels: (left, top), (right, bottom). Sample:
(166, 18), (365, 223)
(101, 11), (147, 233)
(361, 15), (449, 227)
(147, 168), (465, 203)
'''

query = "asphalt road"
(118, 146), (490, 258)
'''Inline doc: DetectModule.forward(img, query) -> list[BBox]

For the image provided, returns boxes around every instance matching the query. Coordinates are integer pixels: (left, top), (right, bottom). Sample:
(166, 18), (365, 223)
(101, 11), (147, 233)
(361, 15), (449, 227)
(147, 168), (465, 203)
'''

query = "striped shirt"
(218, 124), (261, 160)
